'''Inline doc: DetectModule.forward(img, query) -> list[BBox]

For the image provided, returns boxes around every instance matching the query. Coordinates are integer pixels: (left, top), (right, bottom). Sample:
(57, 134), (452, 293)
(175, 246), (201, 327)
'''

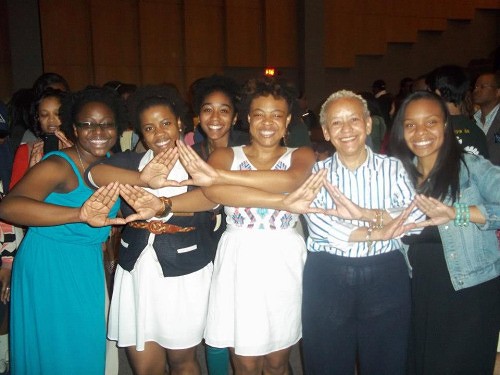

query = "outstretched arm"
(178, 140), (316, 193)
(413, 194), (485, 227)
(324, 182), (394, 223)
(88, 148), (186, 189)
(119, 184), (218, 220)
(0, 156), (125, 227)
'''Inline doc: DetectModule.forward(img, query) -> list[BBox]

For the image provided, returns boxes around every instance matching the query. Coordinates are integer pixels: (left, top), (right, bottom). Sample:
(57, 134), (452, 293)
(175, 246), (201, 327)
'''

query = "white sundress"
(204, 146), (307, 356)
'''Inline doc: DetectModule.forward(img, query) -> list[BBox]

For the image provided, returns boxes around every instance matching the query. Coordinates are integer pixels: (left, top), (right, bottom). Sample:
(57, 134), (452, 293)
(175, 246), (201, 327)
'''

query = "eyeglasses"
(473, 84), (498, 90)
(75, 121), (116, 131)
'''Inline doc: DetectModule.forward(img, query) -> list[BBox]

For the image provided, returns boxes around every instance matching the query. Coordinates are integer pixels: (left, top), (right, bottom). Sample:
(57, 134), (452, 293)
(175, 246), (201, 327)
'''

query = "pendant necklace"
(75, 145), (86, 173)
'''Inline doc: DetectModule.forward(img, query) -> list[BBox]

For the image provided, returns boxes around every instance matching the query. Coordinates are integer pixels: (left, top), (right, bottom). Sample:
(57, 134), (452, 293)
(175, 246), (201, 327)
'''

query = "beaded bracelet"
(453, 202), (470, 227)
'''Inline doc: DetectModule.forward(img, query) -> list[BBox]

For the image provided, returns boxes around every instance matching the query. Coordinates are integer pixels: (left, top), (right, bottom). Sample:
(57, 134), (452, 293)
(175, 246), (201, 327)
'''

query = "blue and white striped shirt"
(305, 147), (420, 257)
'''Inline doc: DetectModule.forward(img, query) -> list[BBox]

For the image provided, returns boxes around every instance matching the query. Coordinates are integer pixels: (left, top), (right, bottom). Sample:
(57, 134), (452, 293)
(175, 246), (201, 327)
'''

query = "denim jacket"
(403, 154), (500, 291)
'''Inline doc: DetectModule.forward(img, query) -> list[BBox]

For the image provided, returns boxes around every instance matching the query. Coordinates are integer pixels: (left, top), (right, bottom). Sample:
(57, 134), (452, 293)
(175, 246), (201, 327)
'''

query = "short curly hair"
(59, 87), (127, 142)
(239, 76), (298, 128)
(319, 90), (370, 127)
(30, 88), (68, 137)
(127, 84), (190, 135)
(191, 75), (241, 115)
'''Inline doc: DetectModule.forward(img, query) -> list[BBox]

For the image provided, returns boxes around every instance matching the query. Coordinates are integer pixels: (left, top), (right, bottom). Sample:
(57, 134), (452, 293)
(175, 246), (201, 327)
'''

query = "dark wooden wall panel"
(89, 0), (140, 85)
(386, 0), (418, 43)
(226, 0), (265, 67)
(138, 0), (185, 90)
(447, 0), (476, 20)
(264, 0), (298, 67)
(0, 0), (12, 99)
(324, 0), (357, 67)
(475, 0), (500, 9)
(184, 0), (225, 86)
(29, 0), (500, 90)
(39, 0), (93, 91)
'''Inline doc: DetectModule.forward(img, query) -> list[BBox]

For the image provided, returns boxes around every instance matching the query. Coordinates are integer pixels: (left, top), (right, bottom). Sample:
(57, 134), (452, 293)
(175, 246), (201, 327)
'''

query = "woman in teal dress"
(0, 88), (127, 375)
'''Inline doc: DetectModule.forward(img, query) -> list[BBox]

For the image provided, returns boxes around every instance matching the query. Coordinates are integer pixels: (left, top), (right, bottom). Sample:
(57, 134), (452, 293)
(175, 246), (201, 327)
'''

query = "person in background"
(32, 72), (70, 98)
(7, 89), (34, 151)
(10, 88), (72, 189)
(312, 140), (335, 162)
(0, 87), (127, 375)
(192, 75), (248, 161)
(372, 79), (393, 127)
(19, 73), (71, 144)
(472, 70), (500, 165)
(0, 102), (13, 191)
(392, 77), (413, 117)
(0, 100), (19, 373)
(411, 74), (430, 93)
(390, 91), (500, 375)
(359, 92), (387, 153)
(426, 64), (489, 158)
(103, 81), (140, 152)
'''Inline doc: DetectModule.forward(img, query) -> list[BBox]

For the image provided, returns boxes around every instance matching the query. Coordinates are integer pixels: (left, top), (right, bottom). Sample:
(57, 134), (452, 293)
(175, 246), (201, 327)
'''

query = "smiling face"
(73, 101), (118, 159)
(247, 95), (291, 148)
(199, 91), (236, 146)
(322, 97), (371, 168)
(403, 98), (446, 166)
(139, 104), (181, 155)
(38, 96), (62, 134)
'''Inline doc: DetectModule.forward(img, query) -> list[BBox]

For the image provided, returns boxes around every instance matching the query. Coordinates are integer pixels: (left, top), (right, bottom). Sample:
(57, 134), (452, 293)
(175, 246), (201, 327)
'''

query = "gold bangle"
(155, 196), (172, 218)
(374, 209), (384, 229)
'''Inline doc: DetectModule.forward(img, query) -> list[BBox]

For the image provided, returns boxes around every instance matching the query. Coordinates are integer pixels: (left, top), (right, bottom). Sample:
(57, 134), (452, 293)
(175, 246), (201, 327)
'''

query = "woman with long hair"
(390, 91), (500, 374)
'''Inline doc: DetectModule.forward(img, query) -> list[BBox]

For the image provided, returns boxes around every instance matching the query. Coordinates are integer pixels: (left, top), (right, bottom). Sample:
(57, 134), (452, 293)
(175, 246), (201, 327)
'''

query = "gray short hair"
(319, 90), (370, 127)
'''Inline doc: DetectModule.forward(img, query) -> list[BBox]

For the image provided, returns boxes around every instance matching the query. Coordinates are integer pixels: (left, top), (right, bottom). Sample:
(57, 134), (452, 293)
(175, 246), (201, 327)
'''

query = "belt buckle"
(147, 221), (165, 235)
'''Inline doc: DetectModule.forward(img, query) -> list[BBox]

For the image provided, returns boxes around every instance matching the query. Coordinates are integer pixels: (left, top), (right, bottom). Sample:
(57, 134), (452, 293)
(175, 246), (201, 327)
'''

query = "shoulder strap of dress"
(231, 145), (244, 159)
(43, 150), (84, 185)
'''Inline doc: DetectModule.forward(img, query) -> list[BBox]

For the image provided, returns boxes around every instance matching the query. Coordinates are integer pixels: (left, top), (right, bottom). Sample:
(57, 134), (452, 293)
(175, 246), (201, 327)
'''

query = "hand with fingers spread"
(139, 148), (186, 188)
(324, 182), (366, 220)
(119, 184), (164, 222)
(176, 140), (219, 186)
(79, 182), (126, 227)
(29, 140), (44, 167)
(54, 129), (74, 149)
(283, 169), (327, 214)
(413, 194), (455, 227)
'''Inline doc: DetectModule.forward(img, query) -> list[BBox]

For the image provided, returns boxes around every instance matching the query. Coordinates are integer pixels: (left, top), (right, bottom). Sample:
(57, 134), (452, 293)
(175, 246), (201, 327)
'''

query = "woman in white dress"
(87, 85), (218, 375)
(179, 76), (316, 375)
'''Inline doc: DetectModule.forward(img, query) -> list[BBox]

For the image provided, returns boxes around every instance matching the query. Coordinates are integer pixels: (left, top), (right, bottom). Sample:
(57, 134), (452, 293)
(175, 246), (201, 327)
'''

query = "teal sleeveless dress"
(10, 151), (119, 375)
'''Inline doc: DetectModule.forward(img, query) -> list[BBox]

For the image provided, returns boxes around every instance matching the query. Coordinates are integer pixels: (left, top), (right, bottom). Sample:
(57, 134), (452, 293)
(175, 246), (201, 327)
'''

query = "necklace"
(75, 145), (86, 173)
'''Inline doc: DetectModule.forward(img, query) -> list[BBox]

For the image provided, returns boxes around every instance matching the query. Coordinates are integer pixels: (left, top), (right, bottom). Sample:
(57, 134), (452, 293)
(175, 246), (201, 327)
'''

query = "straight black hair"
(390, 91), (464, 202)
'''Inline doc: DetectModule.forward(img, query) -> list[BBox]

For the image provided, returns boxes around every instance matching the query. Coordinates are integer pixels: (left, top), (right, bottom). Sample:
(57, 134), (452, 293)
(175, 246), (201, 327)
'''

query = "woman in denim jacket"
(391, 91), (500, 375)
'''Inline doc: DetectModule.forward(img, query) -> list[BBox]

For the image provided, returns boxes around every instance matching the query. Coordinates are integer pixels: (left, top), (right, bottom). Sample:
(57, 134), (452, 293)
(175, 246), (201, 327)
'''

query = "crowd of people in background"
(0, 64), (498, 375)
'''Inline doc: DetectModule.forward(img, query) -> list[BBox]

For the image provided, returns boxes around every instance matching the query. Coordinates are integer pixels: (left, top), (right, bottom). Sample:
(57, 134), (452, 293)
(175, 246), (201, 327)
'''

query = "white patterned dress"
(204, 146), (307, 356)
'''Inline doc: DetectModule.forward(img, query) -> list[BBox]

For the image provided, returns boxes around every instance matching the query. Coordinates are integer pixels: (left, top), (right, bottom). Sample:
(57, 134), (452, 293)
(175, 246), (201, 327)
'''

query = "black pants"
(302, 251), (411, 375)
(408, 243), (500, 375)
